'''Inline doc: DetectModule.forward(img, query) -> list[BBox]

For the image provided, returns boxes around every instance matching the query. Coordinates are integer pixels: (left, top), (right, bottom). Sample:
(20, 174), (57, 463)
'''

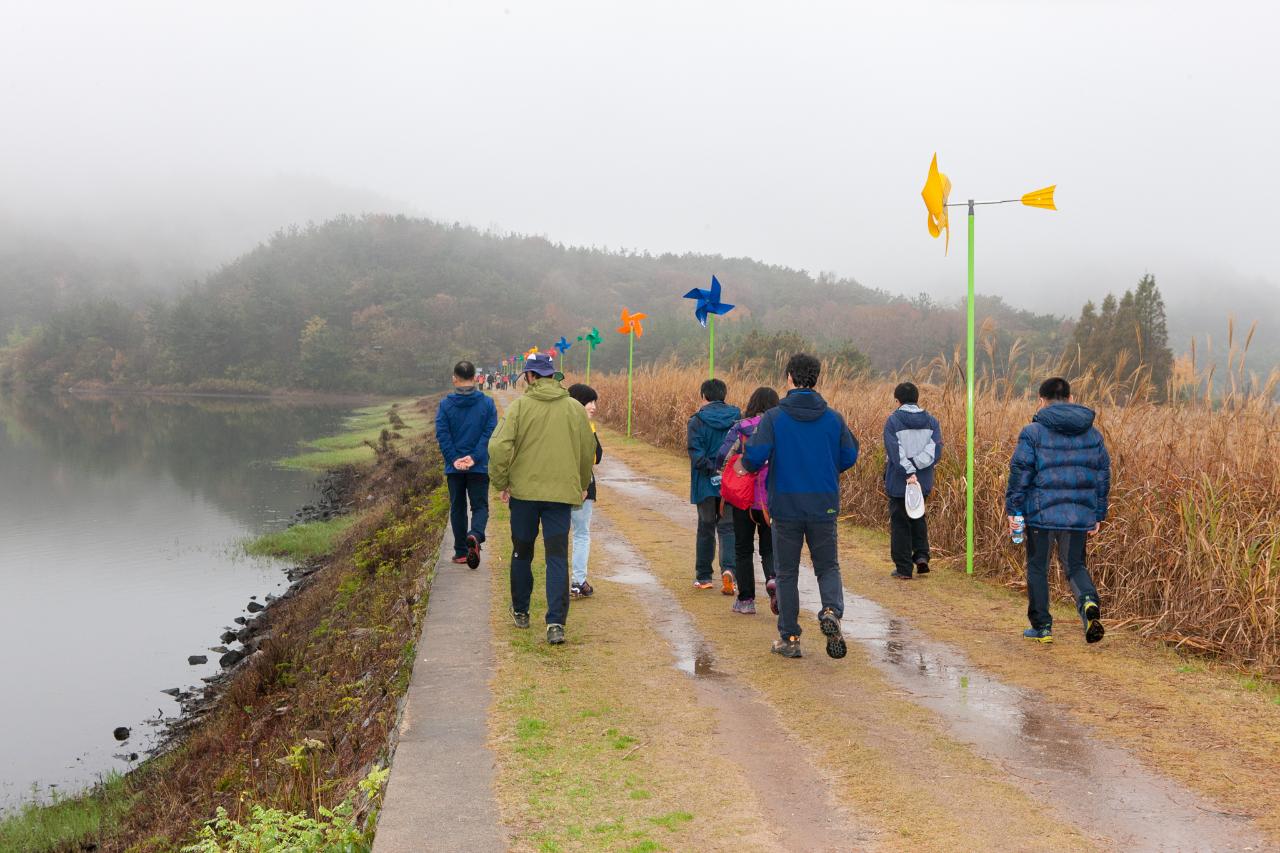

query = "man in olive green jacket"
(488, 353), (595, 645)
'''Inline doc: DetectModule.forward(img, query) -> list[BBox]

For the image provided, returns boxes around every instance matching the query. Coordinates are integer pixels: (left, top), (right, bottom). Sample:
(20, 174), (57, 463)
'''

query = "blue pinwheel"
(554, 336), (573, 372)
(682, 275), (735, 377)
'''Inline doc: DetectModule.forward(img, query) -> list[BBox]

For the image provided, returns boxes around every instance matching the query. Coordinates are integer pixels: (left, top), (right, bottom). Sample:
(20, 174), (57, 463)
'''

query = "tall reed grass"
(586, 351), (1280, 675)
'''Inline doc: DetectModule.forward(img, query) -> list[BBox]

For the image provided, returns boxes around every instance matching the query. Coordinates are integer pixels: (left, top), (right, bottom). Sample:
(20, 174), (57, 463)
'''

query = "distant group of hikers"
(435, 352), (1110, 653)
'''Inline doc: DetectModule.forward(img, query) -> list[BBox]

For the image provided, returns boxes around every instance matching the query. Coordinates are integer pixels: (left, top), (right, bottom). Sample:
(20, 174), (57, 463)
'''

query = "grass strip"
(0, 773), (135, 853)
(244, 514), (364, 561)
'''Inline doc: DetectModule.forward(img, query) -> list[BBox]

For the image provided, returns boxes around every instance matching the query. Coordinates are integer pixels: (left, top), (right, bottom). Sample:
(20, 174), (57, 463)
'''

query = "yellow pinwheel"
(921, 153), (952, 252)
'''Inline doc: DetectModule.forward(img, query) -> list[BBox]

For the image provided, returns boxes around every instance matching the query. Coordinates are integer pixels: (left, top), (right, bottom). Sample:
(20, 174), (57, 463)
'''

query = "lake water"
(0, 392), (352, 810)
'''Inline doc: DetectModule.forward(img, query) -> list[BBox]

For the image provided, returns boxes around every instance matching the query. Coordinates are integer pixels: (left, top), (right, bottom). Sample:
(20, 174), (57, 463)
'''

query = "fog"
(3, 0), (1278, 333)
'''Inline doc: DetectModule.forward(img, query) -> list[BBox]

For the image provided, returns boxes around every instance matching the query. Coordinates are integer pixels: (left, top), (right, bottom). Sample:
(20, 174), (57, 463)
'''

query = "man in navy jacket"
(742, 354), (858, 660)
(1005, 377), (1110, 644)
(883, 382), (943, 579)
(436, 360), (499, 569)
(687, 379), (740, 591)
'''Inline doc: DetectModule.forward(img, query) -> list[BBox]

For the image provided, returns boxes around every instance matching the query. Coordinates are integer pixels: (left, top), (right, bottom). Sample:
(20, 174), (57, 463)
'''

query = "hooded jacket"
(742, 389), (858, 522)
(687, 400), (743, 504)
(435, 386), (498, 474)
(1004, 402), (1111, 531)
(487, 378), (595, 506)
(883, 404), (943, 498)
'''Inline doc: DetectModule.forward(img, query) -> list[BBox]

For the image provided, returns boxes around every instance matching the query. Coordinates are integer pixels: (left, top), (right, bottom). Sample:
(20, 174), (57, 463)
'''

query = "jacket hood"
(697, 401), (741, 430)
(526, 377), (569, 402)
(448, 387), (484, 408)
(1033, 402), (1096, 436)
(778, 388), (828, 422)
(893, 404), (934, 429)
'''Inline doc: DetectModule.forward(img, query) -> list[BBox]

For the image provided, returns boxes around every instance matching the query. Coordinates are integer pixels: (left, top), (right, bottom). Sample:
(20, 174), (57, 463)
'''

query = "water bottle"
(1011, 515), (1025, 545)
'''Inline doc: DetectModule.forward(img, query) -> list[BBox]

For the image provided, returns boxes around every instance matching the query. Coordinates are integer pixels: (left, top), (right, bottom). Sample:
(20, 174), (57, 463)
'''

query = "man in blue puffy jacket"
(436, 360), (499, 569)
(1005, 377), (1110, 645)
(687, 378), (740, 592)
(884, 382), (943, 580)
(742, 354), (858, 660)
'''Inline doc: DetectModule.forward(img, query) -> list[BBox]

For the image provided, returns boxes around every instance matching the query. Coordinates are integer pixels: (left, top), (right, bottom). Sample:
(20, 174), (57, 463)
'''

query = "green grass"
(244, 514), (363, 561)
(0, 773), (135, 853)
(278, 400), (426, 469)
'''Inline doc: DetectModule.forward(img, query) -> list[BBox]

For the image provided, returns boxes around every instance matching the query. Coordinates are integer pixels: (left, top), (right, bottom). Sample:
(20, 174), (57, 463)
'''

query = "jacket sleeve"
(687, 415), (714, 473)
(577, 409), (595, 493)
(742, 412), (774, 473)
(714, 423), (741, 471)
(1005, 426), (1036, 516)
(487, 400), (518, 492)
(1095, 437), (1111, 523)
(594, 432), (603, 465)
(837, 415), (859, 473)
(884, 417), (909, 474)
(930, 417), (943, 465)
(435, 400), (457, 466)
(472, 398), (498, 467)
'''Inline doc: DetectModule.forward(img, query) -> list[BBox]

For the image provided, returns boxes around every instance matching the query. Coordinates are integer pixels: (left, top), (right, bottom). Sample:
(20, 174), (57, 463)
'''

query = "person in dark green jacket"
(488, 353), (595, 645)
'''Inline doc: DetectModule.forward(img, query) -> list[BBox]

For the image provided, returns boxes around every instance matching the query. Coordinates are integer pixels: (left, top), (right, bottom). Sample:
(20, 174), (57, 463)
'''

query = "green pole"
(585, 346), (592, 383)
(708, 314), (715, 379)
(966, 200), (976, 576)
(626, 330), (635, 437)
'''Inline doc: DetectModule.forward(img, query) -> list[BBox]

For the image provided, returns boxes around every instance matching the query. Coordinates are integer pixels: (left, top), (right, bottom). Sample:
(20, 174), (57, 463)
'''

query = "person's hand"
(460, 455), (475, 469)
(734, 460), (748, 476)
(1007, 515), (1020, 536)
(906, 474), (919, 485)
(500, 489), (511, 504)
(1088, 522), (1101, 536)
(583, 490), (589, 501)
(453, 457), (468, 470)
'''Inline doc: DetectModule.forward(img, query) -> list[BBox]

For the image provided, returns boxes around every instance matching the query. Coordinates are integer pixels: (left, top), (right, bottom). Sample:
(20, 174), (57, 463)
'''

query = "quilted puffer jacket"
(1004, 402), (1111, 531)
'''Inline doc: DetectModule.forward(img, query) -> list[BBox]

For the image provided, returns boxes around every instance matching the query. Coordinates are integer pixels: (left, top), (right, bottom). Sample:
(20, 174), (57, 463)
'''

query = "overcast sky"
(3, 0), (1278, 317)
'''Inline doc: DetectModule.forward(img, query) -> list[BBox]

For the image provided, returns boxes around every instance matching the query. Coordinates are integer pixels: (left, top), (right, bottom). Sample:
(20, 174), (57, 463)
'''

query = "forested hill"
(0, 214), (1068, 393)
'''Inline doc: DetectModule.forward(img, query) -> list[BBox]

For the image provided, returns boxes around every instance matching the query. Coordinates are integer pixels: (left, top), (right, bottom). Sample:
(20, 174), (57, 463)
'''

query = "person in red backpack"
(715, 387), (780, 615)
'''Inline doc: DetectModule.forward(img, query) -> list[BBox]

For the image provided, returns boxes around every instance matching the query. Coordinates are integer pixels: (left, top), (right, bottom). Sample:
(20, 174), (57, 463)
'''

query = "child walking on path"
(568, 383), (603, 599)
(435, 360), (498, 569)
(1005, 377), (1110, 645)
(715, 386), (780, 615)
(883, 382), (943, 580)
(687, 378), (741, 593)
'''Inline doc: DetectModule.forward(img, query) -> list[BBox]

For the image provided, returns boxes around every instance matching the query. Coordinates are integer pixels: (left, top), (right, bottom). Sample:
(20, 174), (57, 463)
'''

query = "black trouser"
(731, 506), (774, 601)
(694, 497), (736, 581)
(773, 519), (843, 639)
(887, 496), (929, 576)
(1025, 527), (1099, 630)
(446, 472), (490, 557)
(509, 498), (572, 626)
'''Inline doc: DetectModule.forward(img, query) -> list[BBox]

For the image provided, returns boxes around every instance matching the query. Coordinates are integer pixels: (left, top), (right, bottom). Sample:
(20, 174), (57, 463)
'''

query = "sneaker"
(465, 535), (481, 570)
(914, 559), (930, 575)
(1022, 627), (1053, 644)
(771, 635), (802, 658)
(732, 598), (756, 615)
(721, 570), (735, 596)
(547, 624), (565, 645)
(578, 580), (594, 598)
(819, 608), (847, 659)
(1082, 600), (1104, 644)
(570, 583), (583, 599)
(890, 570), (913, 581)
(511, 608), (530, 629)
(765, 578), (778, 615)
(451, 555), (469, 565)
(693, 579), (714, 590)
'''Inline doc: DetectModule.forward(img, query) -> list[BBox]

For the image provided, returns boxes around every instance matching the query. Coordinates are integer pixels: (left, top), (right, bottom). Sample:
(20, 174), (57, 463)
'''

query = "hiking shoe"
(890, 570), (913, 581)
(771, 635), (802, 658)
(721, 570), (736, 596)
(765, 578), (778, 615)
(914, 559), (930, 575)
(511, 608), (530, 629)
(693, 579), (714, 590)
(465, 535), (481, 570)
(578, 580), (594, 598)
(451, 555), (469, 565)
(570, 583), (582, 599)
(547, 624), (565, 645)
(1082, 600), (1105, 644)
(819, 608), (847, 659)
(732, 598), (756, 615)
(1023, 627), (1053, 644)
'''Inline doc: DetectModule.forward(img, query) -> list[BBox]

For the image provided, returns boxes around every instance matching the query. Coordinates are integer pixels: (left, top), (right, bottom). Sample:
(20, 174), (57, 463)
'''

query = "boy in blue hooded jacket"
(883, 382), (943, 579)
(1005, 377), (1110, 645)
(436, 360), (499, 569)
(687, 378), (740, 591)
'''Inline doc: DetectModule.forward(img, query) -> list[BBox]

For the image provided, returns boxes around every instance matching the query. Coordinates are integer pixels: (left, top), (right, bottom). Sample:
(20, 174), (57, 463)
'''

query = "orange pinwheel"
(617, 308), (647, 338)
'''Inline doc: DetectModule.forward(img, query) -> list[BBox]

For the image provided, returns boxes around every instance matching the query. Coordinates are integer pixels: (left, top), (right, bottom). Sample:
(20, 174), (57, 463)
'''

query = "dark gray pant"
(694, 497), (736, 581)
(773, 519), (843, 639)
(1025, 527), (1099, 630)
(888, 496), (929, 575)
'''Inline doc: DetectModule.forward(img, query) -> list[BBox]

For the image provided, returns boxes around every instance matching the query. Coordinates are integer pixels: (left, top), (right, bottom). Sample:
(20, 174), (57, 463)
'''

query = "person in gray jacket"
(883, 382), (942, 580)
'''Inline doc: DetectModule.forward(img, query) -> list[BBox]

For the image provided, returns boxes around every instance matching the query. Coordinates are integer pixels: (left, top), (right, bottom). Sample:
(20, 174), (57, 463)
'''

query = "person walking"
(1005, 377), (1110, 645)
(488, 353), (595, 645)
(687, 379), (740, 592)
(715, 386), (780, 615)
(883, 382), (943, 580)
(741, 354), (858, 659)
(567, 383), (603, 599)
(435, 360), (498, 569)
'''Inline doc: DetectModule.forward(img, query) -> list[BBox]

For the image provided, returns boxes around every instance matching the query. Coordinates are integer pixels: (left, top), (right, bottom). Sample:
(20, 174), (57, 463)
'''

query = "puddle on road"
(598, 460), (1267, 852)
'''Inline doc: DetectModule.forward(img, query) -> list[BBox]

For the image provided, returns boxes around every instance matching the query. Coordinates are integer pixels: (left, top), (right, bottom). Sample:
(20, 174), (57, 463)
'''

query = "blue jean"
(570, 499), (593, 585)
(695, 497), (736, 581)
(508, 498), (572, 626)
(446, 472), (489, 557)
(773, 519), (843, 639)
(1025, 527), (1099, 630)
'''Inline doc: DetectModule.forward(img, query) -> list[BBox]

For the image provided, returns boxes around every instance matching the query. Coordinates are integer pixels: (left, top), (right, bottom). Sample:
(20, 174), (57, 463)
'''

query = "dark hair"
(744, 386), (779, 418)
(453, 360), (476, 381)
(785, 353), (821, 389)
(894, 382), (919, 405)
(568, 383), (598, 406)
(1039, 377), (1071, 401)
(700, 378), (727, 402)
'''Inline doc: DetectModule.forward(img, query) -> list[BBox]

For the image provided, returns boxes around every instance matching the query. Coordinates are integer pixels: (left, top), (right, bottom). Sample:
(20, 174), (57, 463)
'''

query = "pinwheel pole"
(709, 314), (717, 378)
(922, 154), (1055, 575)
(616, 310), (646, 437)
